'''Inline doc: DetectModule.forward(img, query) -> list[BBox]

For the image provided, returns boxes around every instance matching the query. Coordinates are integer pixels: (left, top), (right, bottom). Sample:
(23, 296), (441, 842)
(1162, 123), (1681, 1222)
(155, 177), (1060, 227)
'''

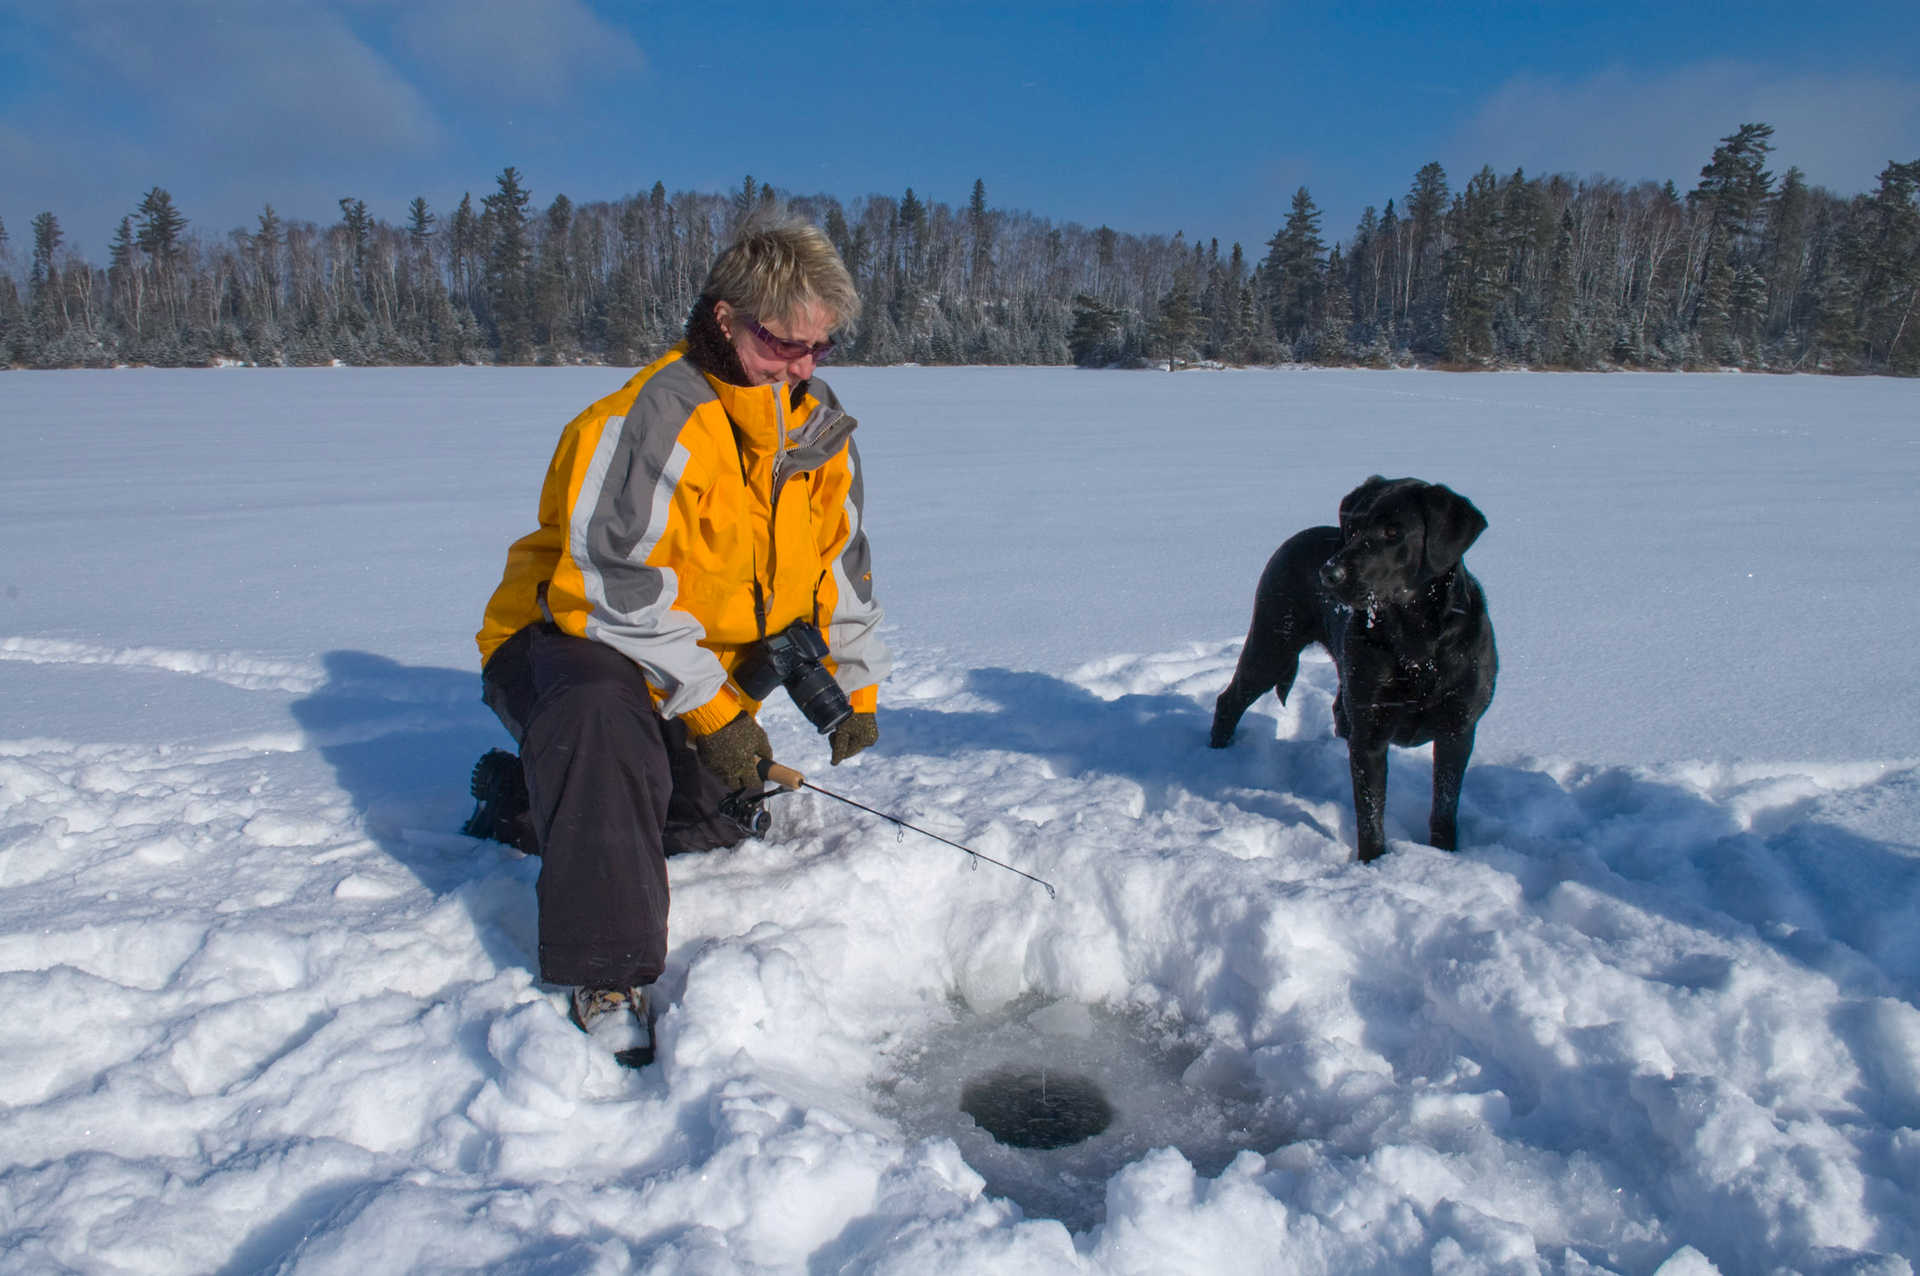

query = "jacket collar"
(707, 375), (787, 455)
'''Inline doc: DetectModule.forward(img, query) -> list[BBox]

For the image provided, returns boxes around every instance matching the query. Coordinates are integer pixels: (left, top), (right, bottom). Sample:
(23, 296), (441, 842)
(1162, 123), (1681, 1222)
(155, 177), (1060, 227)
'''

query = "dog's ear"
(1420, 484), (1487, 574)
(1339, 475), (1391, 539)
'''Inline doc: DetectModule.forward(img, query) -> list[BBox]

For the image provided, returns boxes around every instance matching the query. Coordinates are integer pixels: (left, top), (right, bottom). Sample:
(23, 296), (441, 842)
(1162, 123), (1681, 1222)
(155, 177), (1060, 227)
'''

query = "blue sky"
(3, 1), (1918, 262)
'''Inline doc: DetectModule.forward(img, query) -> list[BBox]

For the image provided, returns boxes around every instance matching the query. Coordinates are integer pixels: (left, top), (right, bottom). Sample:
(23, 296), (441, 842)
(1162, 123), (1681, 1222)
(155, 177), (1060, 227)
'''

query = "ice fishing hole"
(961, 1067), (1113, 1149)
(876, 993), (1292, 1233)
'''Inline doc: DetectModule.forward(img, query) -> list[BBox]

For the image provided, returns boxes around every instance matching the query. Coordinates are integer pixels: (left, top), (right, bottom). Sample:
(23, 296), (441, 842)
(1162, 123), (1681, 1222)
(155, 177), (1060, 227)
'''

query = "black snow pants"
(481, 623), (743, 988)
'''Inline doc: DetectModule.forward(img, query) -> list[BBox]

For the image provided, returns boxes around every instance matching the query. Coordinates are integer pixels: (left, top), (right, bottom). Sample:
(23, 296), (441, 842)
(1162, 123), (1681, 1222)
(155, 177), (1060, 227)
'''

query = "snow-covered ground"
(1, 366), (1916, 1275)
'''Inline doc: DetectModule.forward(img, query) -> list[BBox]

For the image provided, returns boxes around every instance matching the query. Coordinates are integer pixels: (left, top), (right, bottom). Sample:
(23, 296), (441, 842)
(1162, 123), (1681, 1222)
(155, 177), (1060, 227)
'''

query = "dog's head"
(1323, 475), (1487, 604)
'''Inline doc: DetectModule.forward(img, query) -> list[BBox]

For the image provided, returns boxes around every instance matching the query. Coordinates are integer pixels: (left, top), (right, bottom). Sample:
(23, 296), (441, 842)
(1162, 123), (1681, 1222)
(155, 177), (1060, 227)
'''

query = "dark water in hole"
(960, 1069), (1114, 1149)
(876, 994), (1293, 1233)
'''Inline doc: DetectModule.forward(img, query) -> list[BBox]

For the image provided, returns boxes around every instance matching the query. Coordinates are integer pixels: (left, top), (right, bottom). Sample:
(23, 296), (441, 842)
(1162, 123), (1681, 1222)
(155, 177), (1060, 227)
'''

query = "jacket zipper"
(765, 387), (800, 632)
(730, 384), (791, 639)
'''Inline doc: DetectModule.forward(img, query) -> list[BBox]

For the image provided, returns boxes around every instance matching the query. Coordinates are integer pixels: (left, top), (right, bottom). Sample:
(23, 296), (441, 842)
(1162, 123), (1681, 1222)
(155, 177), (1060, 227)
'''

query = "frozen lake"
(3, 365), (1914, 765)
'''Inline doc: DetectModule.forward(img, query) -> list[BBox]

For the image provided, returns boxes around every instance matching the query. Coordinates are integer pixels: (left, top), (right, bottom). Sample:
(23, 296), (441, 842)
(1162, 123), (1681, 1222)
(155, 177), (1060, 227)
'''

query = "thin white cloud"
(1454, 60), (1920, 194)
(48, 0), (443, 162)
(385, 0), (646, 108)
(0, 0), (452, 243)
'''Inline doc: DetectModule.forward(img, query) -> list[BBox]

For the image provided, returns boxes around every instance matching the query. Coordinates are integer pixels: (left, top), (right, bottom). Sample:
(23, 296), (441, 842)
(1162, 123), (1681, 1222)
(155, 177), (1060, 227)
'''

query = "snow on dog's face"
(1320, 475), (1486, 605)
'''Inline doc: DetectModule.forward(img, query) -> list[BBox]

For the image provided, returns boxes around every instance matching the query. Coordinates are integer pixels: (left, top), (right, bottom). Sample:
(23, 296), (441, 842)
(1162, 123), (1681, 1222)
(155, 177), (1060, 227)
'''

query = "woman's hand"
(829, 712), (878, 765)
(696, 713), (774, 789)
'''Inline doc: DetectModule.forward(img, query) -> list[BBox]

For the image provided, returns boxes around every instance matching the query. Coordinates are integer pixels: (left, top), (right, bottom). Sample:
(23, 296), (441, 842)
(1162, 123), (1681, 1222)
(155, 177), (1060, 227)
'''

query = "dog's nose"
(1320, 560), (1349, 589)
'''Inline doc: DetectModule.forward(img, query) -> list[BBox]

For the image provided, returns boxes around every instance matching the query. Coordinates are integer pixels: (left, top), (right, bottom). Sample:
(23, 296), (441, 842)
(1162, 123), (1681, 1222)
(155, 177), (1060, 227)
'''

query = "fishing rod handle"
(757, 758), (805, 790)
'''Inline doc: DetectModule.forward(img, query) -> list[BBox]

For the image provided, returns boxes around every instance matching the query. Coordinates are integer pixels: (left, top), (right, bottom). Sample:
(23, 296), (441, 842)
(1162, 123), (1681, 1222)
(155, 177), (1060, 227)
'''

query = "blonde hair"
(702, 210), (861, 332)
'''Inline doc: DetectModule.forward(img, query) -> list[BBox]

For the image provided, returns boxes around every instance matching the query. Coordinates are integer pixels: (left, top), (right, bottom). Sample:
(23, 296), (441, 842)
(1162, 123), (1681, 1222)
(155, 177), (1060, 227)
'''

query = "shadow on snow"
(290, 653), (1920, 1020)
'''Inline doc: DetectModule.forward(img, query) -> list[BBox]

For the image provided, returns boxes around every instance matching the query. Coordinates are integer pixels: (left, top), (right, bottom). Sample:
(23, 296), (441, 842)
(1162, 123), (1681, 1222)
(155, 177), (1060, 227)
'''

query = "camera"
(733, 621), (853, 734)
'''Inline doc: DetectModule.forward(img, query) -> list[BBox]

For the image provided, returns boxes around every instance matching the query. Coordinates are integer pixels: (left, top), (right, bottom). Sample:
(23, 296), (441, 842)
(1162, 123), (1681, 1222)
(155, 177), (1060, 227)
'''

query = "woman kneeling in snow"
(467, 212), (890, 1065)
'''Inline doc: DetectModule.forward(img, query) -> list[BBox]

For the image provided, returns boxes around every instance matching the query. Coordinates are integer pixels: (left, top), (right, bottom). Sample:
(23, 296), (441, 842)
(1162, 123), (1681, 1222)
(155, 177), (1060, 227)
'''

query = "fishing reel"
(717, 758), (804, 840)
(718, 785), (783, 839)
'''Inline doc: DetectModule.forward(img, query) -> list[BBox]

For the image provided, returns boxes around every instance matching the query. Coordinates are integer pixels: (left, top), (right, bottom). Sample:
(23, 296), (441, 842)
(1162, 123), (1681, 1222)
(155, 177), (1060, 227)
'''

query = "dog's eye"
(1382, 527), (1401, 540)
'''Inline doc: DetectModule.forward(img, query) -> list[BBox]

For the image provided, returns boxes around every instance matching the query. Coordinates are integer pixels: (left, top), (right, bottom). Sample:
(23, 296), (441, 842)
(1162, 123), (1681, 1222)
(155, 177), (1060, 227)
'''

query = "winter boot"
(462, 748), (540, 854)
(569, 984), (654, 1067)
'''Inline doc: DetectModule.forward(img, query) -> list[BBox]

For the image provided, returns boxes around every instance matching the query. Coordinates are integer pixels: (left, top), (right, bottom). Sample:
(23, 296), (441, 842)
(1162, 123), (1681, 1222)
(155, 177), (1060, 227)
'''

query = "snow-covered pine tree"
(1262, 187), (1326, 354)
(483, 168), (534, 362)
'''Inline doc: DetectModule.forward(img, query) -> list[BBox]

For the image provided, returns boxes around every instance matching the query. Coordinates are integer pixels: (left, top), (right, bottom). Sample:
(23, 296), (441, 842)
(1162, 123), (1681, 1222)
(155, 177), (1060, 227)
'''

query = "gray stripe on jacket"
(573, 358), (732, 718)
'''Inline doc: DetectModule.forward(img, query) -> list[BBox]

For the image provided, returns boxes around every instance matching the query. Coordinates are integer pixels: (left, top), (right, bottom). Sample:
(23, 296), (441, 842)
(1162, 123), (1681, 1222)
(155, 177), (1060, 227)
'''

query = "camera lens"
(785, 661), (853, 734)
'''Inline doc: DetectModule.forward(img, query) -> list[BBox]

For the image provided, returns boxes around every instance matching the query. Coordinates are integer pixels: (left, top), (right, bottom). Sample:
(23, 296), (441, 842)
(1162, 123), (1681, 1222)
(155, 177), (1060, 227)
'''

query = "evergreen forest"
(2, 124), (1915, 375)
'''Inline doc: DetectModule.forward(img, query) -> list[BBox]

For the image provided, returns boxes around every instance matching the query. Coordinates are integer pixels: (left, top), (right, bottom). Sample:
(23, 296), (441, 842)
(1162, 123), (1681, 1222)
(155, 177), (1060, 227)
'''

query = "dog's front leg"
(1344, 728), (1392, 862)
(1429, 728), (1475, 851)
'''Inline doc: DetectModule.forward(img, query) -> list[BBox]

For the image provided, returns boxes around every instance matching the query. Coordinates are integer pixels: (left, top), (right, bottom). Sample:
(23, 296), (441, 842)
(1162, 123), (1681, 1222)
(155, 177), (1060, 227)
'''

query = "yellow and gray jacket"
(476, 347), (889, 735)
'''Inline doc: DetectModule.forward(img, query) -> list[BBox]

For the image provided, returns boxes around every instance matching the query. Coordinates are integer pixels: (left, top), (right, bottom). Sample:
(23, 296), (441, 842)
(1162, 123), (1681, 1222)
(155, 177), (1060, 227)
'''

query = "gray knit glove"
(828, 712), (878, 766)
(695, 713), (773, 790)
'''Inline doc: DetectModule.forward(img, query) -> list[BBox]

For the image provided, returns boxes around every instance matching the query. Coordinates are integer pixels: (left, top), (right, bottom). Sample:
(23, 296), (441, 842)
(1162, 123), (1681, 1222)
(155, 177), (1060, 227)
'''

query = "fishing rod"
(728, 759), (1058, 900)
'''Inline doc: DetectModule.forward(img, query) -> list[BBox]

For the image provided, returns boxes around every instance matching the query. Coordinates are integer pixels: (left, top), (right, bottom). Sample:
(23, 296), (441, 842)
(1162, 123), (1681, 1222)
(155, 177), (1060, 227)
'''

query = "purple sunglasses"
(743, 315), (836, 364)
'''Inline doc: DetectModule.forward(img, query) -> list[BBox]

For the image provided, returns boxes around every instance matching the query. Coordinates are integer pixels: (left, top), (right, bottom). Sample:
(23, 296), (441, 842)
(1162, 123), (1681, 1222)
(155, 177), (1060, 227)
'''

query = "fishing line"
(799, 778), (1058, 900)
(749, 760), (1058, 899)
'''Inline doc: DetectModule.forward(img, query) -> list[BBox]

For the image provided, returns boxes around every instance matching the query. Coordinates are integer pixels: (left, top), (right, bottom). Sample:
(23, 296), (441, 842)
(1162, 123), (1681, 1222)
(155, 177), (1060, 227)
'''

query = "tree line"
(1, 124), (1914, 375)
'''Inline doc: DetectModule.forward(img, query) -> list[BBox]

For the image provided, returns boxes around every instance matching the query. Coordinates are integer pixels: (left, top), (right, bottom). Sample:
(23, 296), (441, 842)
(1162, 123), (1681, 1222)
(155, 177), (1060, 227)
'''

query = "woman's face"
(714, 299), (835, 387)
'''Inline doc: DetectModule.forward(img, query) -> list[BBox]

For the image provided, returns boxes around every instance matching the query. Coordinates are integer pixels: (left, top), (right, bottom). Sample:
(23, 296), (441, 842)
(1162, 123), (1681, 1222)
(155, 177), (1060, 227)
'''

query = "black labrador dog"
(1210, 476), (1496, 862)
